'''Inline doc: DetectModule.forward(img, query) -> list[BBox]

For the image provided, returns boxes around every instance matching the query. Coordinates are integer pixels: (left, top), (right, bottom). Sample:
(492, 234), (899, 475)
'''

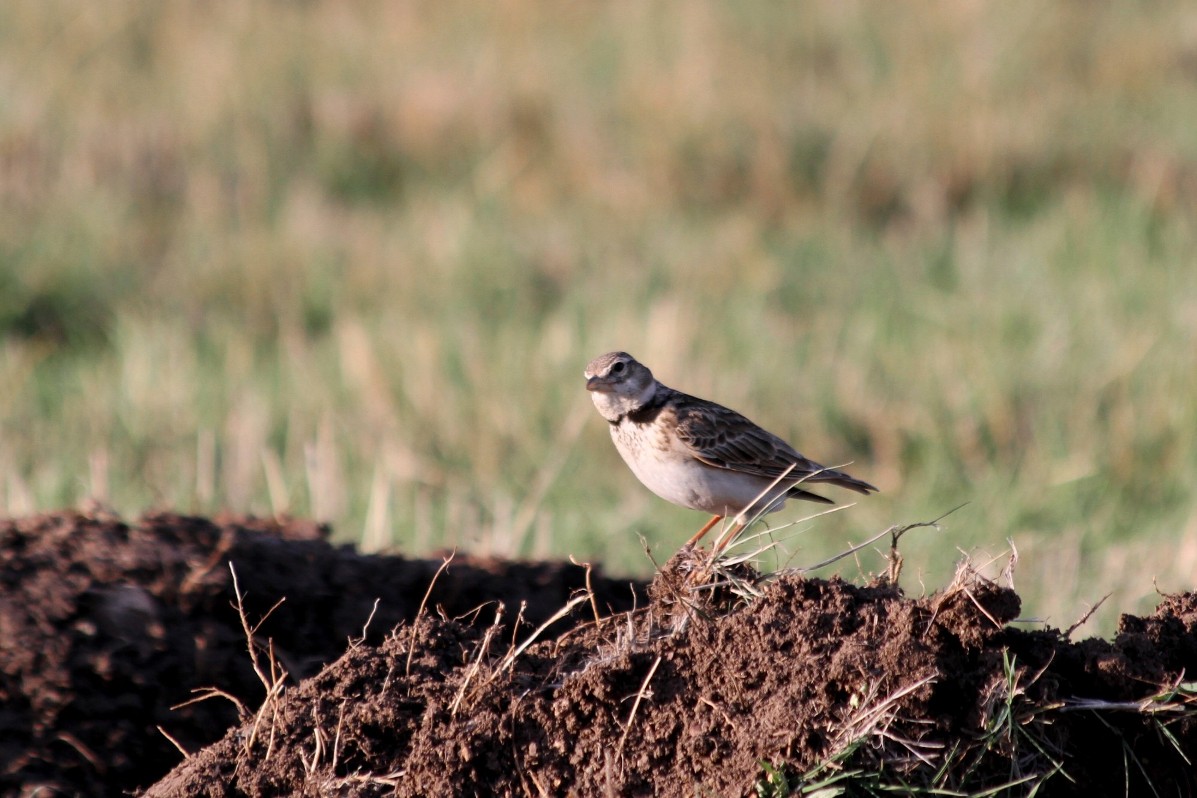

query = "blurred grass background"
(2, 1), (1196, 633)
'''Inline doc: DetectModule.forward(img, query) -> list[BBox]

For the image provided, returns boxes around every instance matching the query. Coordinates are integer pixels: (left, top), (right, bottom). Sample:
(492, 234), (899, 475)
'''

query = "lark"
(584, 351), (877, 550)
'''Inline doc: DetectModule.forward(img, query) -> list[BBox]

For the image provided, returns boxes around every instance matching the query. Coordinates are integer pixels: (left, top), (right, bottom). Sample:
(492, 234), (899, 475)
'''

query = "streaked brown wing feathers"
(672, 394), (821, 481)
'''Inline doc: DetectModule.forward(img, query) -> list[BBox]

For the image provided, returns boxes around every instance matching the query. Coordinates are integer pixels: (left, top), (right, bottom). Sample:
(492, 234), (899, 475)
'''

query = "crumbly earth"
(0, 510), (643, 796)
(2, 511), (1195, 797)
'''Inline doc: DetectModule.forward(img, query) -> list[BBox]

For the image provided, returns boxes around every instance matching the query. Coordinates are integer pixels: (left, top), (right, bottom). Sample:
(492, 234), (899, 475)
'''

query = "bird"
(584, 351), (877, 551)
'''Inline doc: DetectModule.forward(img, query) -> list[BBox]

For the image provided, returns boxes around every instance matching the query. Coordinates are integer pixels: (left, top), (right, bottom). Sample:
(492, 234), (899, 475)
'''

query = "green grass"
(2, 2), (1196, 633)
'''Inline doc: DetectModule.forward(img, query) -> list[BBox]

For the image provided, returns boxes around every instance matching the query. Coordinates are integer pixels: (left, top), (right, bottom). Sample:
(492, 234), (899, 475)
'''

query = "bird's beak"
(585, 375), (610, 393)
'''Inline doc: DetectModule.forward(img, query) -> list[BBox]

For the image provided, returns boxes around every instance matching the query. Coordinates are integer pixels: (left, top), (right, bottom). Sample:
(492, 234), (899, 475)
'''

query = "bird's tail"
(806, 466), (878, 495)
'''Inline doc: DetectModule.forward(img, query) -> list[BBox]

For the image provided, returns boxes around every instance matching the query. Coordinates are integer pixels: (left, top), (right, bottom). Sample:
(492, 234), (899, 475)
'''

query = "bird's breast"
(609, 417), (782, 516)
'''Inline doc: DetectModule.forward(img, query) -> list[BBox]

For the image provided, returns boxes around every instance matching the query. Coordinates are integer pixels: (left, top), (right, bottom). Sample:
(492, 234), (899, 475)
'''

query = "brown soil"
(2, 511), (1195, 797)
(0, 510), (642, 797)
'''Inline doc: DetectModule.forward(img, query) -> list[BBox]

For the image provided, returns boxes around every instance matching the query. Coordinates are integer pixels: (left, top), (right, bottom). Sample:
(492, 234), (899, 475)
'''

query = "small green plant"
(755, 760), (794, 798)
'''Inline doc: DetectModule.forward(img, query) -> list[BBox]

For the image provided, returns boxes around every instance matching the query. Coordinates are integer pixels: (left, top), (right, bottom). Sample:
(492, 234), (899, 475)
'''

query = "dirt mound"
(0, 510), (643, 796)
(2, 511), (1195, 797)
(147, 554), (1197, 797)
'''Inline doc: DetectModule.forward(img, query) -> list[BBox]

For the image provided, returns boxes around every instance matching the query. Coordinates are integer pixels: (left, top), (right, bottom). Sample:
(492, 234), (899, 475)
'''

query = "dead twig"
(1062, 672), (1195, 714)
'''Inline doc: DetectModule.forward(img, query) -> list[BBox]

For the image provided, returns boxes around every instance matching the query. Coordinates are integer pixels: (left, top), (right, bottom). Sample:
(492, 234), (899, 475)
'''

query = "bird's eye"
(611, 361), (626, 374)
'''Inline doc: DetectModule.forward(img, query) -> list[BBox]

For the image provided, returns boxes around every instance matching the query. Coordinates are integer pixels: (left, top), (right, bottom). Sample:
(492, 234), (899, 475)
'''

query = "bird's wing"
(671, 392), (878, 494)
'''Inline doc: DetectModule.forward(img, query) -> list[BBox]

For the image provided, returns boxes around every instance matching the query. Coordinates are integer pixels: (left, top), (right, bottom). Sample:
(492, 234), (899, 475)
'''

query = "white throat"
(591, 379), (658, 423)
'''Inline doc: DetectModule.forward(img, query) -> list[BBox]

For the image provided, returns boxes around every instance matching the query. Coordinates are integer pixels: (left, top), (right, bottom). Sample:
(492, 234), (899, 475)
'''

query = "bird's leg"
(685, 515), (722, 548)
(710, 520), (746, 556)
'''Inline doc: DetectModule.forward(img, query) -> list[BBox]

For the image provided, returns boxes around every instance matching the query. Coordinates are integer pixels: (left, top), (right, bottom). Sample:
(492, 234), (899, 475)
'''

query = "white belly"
(610, 422), (785, 517)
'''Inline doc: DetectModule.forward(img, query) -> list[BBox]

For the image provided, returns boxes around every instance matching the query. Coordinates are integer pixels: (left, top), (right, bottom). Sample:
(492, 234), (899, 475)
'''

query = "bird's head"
(584, 351), (656, 421)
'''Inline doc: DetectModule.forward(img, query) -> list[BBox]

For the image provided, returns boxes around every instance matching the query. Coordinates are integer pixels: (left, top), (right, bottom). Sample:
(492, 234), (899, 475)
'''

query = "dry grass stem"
(351, 597), (381, 649)
(963, 586), (1004, 630)
(1001, 539), (1020, 590)
(156, 725), (190, 759)
(331, 701), (346, 773)
(228, 564), (288, 693)
(1061, 674), (1197, 715)
(698, 696), (738, 731)
(172, 686), (249, 718)
(328, 770), (407, 788)
(226, 564), (290, 759)
(616, 655), (663, 759)
(1064, 593), (1112, 638)
(55, 732), (102, 772)
(498, 592), (592, 673)
(245, 640), (287, 758)
(836, 674), (938, 748)
(301, 706), (327, 776)
(450, 605), (505, 716)
(406, 551), (455, 677)
(570, 555), (604, 628)
(711, 463), (799, 553)
(796, 525), (894, 574)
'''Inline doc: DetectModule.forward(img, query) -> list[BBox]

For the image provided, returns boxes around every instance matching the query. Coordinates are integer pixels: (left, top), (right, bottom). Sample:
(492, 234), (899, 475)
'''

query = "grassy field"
(2, 2), (1196, 633)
